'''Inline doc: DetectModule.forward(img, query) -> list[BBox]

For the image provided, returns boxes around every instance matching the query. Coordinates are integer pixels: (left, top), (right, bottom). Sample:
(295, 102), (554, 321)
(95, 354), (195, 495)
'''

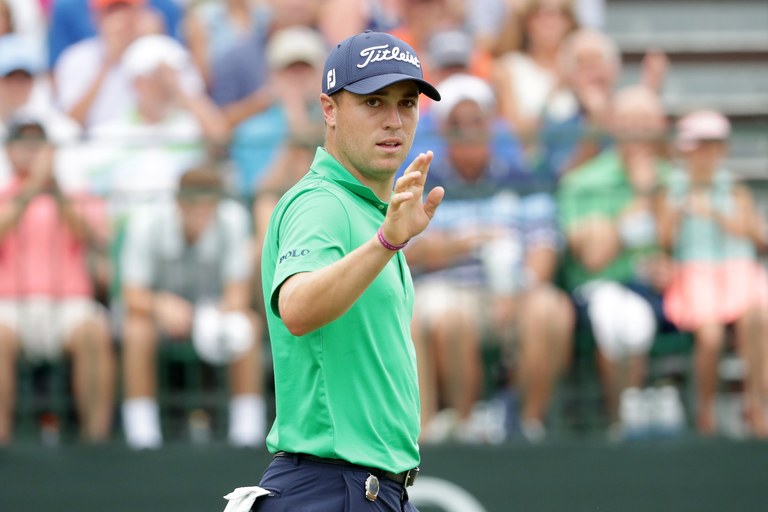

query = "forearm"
(124, 286), (155, 318)
(56, 196), (107, 248)
(569, 225), (622, 273)
(222, 88), (273, 128)
(405, 233), (473, 271)
(65, 67), (108, 126)
(179, 93), (230, 144)
(714, 212), (754, 238)
(278, 235), (397, 336)
(657, 208), (682, 250)
(0, 194), (32, 239)
(526, 246), (557, 283)
(220, 281), (252, 313)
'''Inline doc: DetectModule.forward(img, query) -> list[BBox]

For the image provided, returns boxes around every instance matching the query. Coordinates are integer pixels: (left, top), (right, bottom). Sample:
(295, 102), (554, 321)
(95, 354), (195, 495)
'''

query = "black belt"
(274, 451), (419, 487)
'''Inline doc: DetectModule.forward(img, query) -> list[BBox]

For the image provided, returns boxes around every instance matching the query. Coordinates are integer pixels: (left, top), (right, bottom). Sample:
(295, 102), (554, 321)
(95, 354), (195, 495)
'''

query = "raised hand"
(380, 151), (444, 246)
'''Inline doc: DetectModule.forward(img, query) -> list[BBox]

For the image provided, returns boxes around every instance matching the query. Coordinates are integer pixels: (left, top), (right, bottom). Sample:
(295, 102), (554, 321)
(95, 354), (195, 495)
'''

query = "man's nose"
(383, 104), (403, 130)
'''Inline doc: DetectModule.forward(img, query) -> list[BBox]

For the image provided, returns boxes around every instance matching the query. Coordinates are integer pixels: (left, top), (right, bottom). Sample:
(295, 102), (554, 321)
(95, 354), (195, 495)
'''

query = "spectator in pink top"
(0, 117), (115, 446)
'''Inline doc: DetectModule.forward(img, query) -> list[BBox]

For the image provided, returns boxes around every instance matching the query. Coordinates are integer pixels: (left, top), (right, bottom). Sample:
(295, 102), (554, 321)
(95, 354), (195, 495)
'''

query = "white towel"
(222, 486), (271, 512)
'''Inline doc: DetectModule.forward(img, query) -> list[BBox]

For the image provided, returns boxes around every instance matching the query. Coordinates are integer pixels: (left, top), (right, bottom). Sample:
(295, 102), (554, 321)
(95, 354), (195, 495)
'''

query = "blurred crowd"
(1, 0), (767, 449)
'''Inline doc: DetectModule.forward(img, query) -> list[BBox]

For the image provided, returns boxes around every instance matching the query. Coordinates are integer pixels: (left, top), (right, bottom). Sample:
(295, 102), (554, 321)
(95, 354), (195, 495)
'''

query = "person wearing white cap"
(79, 34), (227, 221)
(658, 109), (768, 437)
(405, 73), (573, 444)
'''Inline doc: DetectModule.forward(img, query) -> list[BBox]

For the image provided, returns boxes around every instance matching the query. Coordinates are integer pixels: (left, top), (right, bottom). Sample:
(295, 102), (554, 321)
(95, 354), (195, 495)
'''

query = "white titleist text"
(357, 44), (420, 69)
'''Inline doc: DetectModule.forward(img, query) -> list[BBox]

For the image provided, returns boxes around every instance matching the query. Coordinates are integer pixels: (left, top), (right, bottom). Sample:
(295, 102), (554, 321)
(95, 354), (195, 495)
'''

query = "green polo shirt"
(261, 147), (420, 473)
(557, 149), (669, 290)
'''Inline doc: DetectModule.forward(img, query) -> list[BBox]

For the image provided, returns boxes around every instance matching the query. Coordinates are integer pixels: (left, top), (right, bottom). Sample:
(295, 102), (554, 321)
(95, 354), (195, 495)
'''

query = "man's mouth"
(377, 139), (402, 149)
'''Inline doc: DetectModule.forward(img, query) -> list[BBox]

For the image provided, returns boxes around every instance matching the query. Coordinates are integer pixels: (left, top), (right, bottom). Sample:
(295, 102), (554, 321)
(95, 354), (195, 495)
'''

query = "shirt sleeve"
(210, 41), (266, 106)
(267, 188), (351, 316)
(54, 43), (97, 112)
(520, 192), (561, 251)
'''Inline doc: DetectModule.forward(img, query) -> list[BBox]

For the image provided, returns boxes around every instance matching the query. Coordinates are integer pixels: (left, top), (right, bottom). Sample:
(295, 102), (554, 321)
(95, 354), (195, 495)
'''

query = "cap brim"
(343, 73), (441, 101)
(0, 65), (36, 77)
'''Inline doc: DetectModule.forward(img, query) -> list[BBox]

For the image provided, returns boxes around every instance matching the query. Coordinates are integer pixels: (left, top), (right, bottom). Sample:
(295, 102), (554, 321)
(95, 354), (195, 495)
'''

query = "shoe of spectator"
(520, 419), (547, 444)
(422, 408), (460, 444)
(453, 401), (508, 445)
(619, 387), (651, 440)
(122, 398), (162, 450)
(647, 385), (686, 438)
(454, 418), (486, 445)
(482, 398), (509, 445)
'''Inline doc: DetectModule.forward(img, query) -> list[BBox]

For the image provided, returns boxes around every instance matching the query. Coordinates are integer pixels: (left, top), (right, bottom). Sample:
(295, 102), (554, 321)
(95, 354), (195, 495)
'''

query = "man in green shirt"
(556, 86), (677, 440)
(228, 31), (443, 512)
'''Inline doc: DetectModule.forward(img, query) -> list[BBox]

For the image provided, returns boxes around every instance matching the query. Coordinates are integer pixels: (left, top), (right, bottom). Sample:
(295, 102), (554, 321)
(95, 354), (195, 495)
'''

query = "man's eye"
(366, 98), (381, 107)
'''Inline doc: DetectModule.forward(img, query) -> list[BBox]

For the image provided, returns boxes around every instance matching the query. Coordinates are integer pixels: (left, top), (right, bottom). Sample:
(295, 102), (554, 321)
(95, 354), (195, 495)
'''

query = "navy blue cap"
(322, 31), (441, 101)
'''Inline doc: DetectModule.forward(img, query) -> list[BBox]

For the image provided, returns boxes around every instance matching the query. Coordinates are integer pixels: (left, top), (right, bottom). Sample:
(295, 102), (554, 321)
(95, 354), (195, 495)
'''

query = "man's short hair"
(177, 164), (223, 201)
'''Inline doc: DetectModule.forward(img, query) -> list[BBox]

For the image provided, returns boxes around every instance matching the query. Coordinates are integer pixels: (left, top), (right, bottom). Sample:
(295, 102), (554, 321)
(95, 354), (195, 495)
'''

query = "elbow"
(280, 307), (313, 337)
(278, 289), (314, 337)
(581, 254), (608, 274)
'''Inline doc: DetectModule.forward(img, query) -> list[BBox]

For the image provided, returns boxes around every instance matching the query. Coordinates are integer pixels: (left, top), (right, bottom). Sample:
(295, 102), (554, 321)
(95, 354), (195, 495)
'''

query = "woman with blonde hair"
(492, 0), (578, 144)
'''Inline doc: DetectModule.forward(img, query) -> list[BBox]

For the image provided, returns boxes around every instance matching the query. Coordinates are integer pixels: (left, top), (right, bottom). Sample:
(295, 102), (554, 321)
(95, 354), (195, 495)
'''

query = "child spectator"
(658, 110), (768, 437)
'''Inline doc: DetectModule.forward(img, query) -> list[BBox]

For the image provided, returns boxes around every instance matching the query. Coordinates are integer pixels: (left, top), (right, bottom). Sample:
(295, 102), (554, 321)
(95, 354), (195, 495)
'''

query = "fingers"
(401, 151), (433, 182)
(424, 186), (444, 219)
(389, 191), (415, 210)
(393, 171), (424, 200)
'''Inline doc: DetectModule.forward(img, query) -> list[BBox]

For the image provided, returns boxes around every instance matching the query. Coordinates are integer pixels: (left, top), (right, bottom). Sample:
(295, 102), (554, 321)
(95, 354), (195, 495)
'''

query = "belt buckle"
(365, 474), (380, 502)
(403, 467), (419, 487)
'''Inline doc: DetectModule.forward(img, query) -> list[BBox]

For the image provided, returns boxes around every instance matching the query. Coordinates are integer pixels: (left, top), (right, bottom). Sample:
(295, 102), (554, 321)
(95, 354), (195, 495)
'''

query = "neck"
(0, 103), (14, 123)
(689, 167), (716, 184)
(324, 144), (395, 202)
(137, 102), (167, 124)
(367, 177), (395, 202)
(528, 46), (558, 69)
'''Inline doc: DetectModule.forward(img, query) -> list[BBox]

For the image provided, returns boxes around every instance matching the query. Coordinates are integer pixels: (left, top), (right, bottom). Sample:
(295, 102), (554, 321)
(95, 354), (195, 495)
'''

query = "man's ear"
(320, 93), (338, 128)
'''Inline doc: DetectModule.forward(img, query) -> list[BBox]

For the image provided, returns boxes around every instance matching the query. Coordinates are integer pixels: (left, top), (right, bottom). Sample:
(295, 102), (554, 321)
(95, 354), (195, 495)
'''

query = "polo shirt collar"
(309, 147), (389, 210)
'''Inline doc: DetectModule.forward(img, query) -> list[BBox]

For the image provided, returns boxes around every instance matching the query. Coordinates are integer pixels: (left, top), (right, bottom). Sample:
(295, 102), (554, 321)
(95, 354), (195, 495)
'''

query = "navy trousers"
(250, 455), (419, 512)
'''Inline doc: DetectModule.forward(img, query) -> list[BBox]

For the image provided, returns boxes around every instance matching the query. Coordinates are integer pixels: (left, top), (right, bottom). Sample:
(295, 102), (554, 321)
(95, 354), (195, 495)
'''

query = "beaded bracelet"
(377, 227), (409, 251)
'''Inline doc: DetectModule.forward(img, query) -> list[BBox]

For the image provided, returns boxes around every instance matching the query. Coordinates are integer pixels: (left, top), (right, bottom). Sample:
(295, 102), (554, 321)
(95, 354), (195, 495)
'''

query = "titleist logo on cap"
(357, 44), (421, 69)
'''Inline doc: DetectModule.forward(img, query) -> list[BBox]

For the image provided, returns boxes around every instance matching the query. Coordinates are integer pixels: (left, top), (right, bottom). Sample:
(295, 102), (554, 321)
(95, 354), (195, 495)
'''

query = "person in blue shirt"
(404, 74), (574, 444)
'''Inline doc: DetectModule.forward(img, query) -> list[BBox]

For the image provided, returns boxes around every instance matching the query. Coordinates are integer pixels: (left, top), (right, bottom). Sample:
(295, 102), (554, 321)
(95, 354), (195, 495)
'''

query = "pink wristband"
(377, 227), (408, 251)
